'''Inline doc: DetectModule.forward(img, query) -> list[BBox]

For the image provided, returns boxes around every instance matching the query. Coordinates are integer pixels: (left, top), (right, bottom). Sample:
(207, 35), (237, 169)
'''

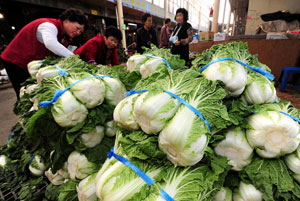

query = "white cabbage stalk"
(25, 84), (38, 95)
(36, 66), (60, 84)
(159, 105), (208, 166)
(285, 146), (300, 183)
(0, 155), (8, 167)
(213, 187), (232, 201)
(29, 155), (46, 176)
(67, 151), (97, 180)
(246, 111), (300, 158)
(102, 76), (126, 105)
(29, 98), (39, 111)
(140, 58), (165, 78)
(77, 173), (98, 201)
(45, 161), (69, 185)
(45, 168), (66, 185)
(52, 90), (88, 127)
(126, 55), (148, 72)
(95, 135), (123, 184)
(68, 75), (106, 109)
(134, 91), (181, 134)
(144, 166), (204, 201)
(28, 60), (43, 78)
(134, 70), (200, 135)
(81, 126), (105, 148)
(244, 75), (276, 105)
(113, 94), (140, 130)
(105, 120), (118, 137)
(19, 86), (26, 98)
(96, 160), (161, 201)
(214, 127), (253, 171)
(57, 161), (70, 179)
(233, 181), (262, 201)
(202, 61), (247, 97)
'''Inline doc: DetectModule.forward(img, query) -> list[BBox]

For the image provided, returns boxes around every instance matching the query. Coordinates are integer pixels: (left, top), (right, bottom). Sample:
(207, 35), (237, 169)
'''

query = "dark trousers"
(1, 59), (30, 99)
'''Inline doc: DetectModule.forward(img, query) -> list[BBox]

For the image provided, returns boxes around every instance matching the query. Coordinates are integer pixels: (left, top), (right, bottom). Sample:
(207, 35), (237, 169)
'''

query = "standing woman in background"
(170, 8), (193, 65)
(0, 8), (88, 98)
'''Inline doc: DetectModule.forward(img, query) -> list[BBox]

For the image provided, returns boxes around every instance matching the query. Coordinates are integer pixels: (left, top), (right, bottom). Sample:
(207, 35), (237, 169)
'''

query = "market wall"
(189, 39), (300, 81)
(246, 0), (300, 35)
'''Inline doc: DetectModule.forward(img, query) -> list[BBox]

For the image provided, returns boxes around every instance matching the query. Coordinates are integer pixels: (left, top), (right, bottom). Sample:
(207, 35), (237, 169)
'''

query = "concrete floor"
(0, 83), (18, 146)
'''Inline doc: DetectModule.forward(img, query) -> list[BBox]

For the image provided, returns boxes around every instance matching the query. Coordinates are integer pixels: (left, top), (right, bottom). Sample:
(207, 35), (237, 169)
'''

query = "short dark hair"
(105, 26), (122, 41)
(142, 13), (151, 23)
(59, 8), (89, 28)
(165, 18), (171, 24)
(175, 8), (188, 22)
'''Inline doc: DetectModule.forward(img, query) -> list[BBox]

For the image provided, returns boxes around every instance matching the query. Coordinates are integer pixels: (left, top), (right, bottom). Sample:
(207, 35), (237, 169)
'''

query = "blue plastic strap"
(160, 190), (175, 201)
(199, 58), (274, 81)
(108, 147), (154, 185)
(144, 54), (172, 70)
(40, 75), (112, 107)
(163, 90), (212, 133)
(126, 89), (149, 97)
(280, 111), (300, 123)
(54, 65), (68, 76)
(108, 147), (175, 201)
(28, 155), (35, 166)
(6, 132), (13, 145)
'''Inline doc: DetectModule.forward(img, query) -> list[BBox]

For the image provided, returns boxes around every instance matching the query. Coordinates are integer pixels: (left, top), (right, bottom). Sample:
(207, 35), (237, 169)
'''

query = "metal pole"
(117, 0), (127, 49)
(115, 5), (119, 29)
(198, 7), (201, 33)
(221, 0), (227, 32)
(212, 0), (220, 33)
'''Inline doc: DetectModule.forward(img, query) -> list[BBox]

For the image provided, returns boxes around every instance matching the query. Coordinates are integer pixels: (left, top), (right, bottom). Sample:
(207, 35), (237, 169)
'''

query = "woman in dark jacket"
(170, 8), (193, 65)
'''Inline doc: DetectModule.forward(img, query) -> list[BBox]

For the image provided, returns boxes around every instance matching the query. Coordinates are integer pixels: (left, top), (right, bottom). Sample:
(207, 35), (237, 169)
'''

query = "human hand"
(174, 41), (180, 46)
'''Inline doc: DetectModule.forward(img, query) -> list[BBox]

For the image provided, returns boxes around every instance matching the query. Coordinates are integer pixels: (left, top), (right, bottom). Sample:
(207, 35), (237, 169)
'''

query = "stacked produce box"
(0, 42), (300, 201)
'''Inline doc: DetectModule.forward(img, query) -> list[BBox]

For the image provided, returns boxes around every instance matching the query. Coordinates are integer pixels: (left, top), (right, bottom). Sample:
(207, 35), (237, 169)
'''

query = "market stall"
(0, 42), (300, 201)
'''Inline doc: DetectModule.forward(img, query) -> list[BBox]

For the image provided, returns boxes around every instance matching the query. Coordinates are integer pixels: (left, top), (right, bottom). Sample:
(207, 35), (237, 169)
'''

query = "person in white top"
(1, 8), (88, 98)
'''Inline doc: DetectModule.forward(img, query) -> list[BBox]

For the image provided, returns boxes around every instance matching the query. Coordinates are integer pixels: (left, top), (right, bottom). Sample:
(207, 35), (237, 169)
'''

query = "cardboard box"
(214, 32), (226, 41)
(199, 32), (214, 41)
(266, 32), (288, 39)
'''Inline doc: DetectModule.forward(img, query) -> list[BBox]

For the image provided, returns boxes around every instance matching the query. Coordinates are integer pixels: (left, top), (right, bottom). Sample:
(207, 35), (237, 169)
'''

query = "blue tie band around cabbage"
(279, 111), (300, 123)
(199, 58), (274, 81)
(163, 90), (212, 133)
(144, 54), (172, 70)
(28, 155), (35, 166)
(126, 89), (212, 133)
(54, 65), (68, 76)
(39, 75), (112, 107)
(126, 89), (149, 97)
(108, 147), (175, 201)
(160, 189), (175, 201)
(6, 132), (13, 145)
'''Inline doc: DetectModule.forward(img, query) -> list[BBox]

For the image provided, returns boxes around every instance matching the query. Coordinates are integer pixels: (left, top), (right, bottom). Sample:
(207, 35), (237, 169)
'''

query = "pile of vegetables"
(126, 45), (187, 77)
(0, 55), (140, 200)
(1, 41), (300, 201)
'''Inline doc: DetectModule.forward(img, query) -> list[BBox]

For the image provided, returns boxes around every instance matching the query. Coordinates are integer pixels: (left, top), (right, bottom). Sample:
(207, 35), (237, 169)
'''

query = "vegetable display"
(1, 42), (300, 201)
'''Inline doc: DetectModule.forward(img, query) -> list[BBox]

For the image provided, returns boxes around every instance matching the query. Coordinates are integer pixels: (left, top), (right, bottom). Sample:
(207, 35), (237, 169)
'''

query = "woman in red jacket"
(74, 26), (122, 66)
(0, 8), (88, 98)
